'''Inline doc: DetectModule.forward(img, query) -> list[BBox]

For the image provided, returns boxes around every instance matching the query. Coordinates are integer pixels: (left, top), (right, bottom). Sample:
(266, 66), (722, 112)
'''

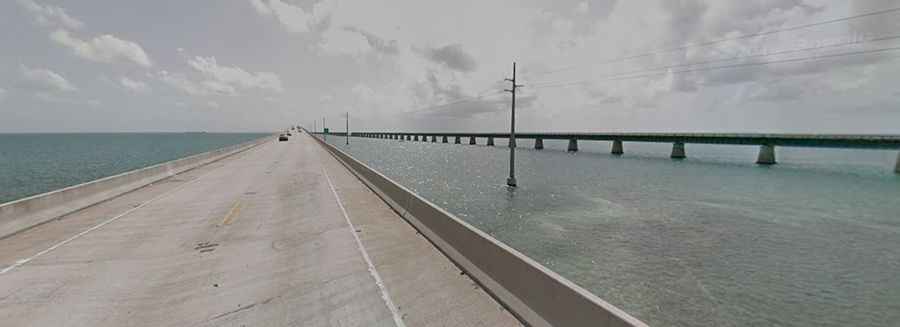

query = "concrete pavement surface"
(0, 132), (521, 327)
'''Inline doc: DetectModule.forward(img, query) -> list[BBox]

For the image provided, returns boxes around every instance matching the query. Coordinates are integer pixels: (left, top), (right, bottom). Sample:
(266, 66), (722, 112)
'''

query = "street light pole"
(504, 62), (523, 187)
(346, 112), (350, 145)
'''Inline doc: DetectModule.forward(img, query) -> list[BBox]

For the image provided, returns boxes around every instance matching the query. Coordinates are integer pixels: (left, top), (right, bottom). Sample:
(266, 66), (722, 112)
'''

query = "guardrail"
(308, 130), (647, 327)
(315, 131), (900, 172)
(0, 135), (273, 240)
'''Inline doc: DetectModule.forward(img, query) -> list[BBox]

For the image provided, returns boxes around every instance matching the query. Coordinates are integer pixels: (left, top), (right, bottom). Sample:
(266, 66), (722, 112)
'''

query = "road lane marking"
(322, 167), (407, 327)
(0, 170), (215, 275)
(221, 201), (241, 226)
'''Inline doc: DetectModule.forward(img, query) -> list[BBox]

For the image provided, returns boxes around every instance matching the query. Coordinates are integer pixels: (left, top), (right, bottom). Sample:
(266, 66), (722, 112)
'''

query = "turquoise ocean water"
(0, 133), (268, 204)
(326, 135), (900, 327)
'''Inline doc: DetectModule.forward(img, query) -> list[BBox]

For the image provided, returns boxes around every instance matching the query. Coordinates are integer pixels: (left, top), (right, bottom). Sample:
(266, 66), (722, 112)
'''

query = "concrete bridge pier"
(469, 136), (477, 145)
(442, 136), (448, 143)
(455, 136), (461, 144)
(534, 138), (544, 149)
(611, 140), (624, 155)
(487, 137), (495, 146)
(567, 139), (578, 152)
(757, 144), (776, 165)
(431, 135), (437, 142)
(414, 135), (419, 141)
(895, 152), (900, 173)
(671, 142), (686, 159)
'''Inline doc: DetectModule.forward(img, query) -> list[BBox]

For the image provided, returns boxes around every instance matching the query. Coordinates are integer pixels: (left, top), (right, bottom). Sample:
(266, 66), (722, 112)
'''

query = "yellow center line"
(221, 200), (241, 226)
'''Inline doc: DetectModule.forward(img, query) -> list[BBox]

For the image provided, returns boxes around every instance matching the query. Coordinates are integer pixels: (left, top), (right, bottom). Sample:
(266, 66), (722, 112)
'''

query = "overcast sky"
(1, 0), (898, 133)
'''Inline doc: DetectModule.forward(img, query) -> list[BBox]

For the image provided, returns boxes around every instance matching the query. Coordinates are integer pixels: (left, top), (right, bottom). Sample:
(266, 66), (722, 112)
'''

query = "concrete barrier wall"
(0, 135), (272, 239)
(310, 133), (647, 327)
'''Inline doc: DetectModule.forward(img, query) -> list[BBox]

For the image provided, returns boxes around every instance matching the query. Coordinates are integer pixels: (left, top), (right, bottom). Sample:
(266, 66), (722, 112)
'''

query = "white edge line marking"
(0, 166), (217, 275)
(323, 167), (407, 327)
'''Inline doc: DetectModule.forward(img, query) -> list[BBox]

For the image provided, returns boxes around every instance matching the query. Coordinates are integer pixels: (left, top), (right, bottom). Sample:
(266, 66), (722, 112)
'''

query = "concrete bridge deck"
(0, 133), (520, 326)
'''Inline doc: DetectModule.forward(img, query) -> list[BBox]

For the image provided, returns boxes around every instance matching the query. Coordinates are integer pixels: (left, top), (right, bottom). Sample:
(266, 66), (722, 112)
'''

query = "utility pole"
(323, 117), (326, 141)
(504, 62), (523, 187)
(314, 120), (317, 135)
(346, 112), (350, 145)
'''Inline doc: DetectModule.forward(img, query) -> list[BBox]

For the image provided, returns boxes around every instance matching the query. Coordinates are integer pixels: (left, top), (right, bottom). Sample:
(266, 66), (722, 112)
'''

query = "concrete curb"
(310, 132), (648, 327)
(0, 135), (273, 240)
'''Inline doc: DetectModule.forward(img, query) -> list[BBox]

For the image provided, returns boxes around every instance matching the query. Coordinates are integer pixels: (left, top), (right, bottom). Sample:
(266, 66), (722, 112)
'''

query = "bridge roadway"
(0, 133), (521, 326)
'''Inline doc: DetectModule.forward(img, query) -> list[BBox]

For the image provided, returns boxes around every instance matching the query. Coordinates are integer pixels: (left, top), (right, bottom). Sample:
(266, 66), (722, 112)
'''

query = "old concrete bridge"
(330, 132), (900, 173)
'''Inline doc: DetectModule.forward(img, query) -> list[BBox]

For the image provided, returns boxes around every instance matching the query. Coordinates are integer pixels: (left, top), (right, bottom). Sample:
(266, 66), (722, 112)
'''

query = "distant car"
(278, 134), (289, 142)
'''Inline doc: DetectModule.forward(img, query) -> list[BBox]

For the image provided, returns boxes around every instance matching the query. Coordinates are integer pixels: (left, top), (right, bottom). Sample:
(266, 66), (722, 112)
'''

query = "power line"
(530, 6), (900, 76)
(531, 46), (900, 90)
(408, 86), (504, 114)
(531, 34), (900, 87)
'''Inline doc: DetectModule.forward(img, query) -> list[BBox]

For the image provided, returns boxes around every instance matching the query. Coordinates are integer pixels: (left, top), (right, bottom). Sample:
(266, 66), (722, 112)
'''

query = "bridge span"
(332, 131), (900, 172)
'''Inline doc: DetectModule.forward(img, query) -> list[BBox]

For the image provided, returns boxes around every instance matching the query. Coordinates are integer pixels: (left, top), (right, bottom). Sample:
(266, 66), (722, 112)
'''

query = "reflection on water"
(327, 136), (900, 327)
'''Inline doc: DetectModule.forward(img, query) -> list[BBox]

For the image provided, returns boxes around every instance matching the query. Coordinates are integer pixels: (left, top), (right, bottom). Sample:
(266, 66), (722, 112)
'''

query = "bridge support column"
(671, 142), (686, 159)
(567, 139), (578, 152)
(487, 137), (495, 146)
(469, 136), (477, 145)
(455, 136), (461, 144)
(756, 145), (776, 165)
(611, 140), (623, 155)
(534, 138), (543, 149)
(442, 136), (448, 143)
(431, 135), (437, 142)
(895, 152), (900, 174)
(413, 135), (419, 141)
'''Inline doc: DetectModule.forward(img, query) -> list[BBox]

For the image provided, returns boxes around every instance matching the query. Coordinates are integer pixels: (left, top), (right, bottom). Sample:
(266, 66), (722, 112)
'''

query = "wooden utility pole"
(504, 62), (524, 187)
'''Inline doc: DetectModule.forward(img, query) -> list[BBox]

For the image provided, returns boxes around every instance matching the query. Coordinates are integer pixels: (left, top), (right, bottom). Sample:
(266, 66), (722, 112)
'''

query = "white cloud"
(50, 29), (152, 68)
(20, 64), (77, 92)
(17, 0), (85, 30)
(187, 56), (284, 93)
(157, 70), (205, 96)
(207, 101), (220, 109)
(249, 0), (334, 33)
(120, 77), (151, 94)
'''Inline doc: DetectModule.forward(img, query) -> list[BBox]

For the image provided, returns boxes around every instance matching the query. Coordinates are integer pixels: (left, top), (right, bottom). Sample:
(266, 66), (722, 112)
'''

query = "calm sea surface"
(326, 135), (900, 327)
(0, 133), (268, 204)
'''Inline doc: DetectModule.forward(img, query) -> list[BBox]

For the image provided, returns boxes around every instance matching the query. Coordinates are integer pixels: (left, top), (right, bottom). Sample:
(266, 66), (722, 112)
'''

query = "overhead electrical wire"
(530, 34), (900, 87)
(530, 46), (900, 90)
(529, 6), (900, 76)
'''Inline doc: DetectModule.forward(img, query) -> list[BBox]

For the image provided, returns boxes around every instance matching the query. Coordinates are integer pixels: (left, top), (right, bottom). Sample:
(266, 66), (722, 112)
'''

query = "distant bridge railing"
(313, 131), (900, 173)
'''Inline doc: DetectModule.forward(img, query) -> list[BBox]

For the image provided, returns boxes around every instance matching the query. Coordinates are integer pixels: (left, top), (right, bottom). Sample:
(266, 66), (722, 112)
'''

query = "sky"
(1, 0), (898, 133)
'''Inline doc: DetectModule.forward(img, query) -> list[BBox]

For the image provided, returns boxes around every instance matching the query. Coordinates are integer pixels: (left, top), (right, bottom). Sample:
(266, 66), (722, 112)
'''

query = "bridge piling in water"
(568, 139), (578, 152)
(757, 145), (776, 165)
(487, 137), (495, 146)
(442, 136), (448, 143)
(612, 140), (624, 155)
(671, 142), (686, 159)
(469, 136), (477, 145)
(414, 135), (419, 141)
(455, 136), (461, 144)
(895, 152), (900, 173)
(534, 138), (544, 149)
(432, 135), (437, 142)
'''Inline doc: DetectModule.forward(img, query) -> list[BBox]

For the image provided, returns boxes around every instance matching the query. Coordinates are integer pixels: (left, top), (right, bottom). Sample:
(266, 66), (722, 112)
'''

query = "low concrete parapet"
(311, 134), (647, 327)
(0, 135), (271, 240)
